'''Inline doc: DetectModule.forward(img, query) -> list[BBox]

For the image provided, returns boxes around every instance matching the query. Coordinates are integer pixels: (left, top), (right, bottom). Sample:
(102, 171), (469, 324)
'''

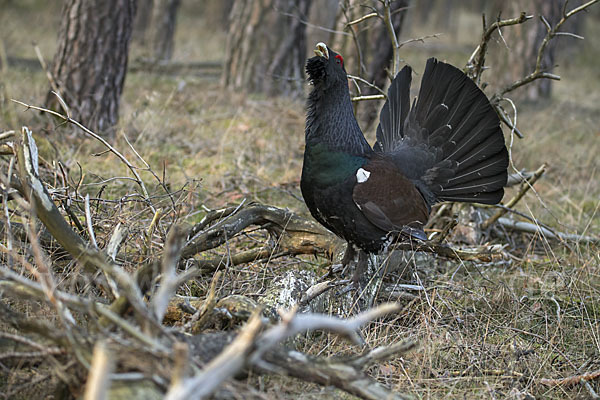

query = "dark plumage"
(301, 42), (508, 254)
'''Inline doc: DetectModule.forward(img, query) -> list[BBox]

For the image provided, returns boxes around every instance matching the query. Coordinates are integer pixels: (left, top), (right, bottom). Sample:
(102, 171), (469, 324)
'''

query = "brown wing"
(352, 157), (429, 239)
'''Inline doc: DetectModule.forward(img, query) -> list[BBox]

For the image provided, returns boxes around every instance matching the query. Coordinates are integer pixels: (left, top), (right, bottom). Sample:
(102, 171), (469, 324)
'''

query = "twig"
(33, 44), (60, 97)
(346, 12), (380, 27)
(11, 102), (155, 210)
(347, 74), (387, 96)
(397, 33), (442, 49)
(351, 94), (386, 102)
(83, 341), (113, 400)
(84, 194), (98, 248)
(299, 280), (338, 308)
(187, 271), (223, 333)
(497, 217), (599, 243)
(491, 0), (598, 103)
(255, 303), (401, 356)
(152, 225), (187, 323)
(382, 0), (400, 76)
(466, 12), (532, 84)
(481, 163), (547, 229)
(341, 1), (367, 75)
(105, 222), (128, 261)
(349, 339), (418, 368)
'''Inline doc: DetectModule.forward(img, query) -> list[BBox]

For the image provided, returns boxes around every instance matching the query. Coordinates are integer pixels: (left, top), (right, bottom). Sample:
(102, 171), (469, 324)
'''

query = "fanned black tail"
(375, 58), (508, 206)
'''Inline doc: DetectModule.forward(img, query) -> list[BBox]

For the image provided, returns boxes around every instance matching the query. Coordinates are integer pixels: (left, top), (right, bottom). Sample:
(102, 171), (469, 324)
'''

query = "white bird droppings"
(356, 168), (370, 183)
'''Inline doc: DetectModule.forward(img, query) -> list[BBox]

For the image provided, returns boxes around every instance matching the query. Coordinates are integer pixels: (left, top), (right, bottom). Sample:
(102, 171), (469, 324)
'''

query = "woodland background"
(0, 0), (599, 399)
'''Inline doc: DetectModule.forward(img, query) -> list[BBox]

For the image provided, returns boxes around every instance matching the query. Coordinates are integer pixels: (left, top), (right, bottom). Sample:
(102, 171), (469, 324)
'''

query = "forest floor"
(1, 2), (599, 399)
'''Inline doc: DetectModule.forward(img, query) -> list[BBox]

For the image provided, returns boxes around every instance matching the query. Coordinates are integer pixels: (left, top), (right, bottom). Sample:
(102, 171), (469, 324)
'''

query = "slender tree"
(48, 0), (136, 135)
(149, 0), (181, 61)
(133, 0), (154, 45)
(222, 0), (312, 97)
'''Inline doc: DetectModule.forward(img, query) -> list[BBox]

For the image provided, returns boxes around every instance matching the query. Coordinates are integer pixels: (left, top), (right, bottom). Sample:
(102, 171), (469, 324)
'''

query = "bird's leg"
(352, 250), (381, 310)
(352, 250), (369, 289)
(328, 242), (356, 276)
(340, 243), (356, 267)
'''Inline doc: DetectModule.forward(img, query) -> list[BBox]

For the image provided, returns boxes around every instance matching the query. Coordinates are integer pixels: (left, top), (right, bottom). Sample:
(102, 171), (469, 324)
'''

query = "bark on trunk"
(48, 0), (136, 135)
(221, 0), (312, 97)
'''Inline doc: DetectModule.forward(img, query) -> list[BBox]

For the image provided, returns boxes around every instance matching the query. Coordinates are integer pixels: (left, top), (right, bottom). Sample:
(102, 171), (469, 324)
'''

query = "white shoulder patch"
(356, 168), (370, 183)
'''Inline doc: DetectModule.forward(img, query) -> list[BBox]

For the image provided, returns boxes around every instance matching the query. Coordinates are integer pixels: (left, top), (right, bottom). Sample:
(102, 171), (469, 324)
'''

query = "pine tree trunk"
(48, 0), (136, 135)
(221, 0), (312, 97)
(149, 0), (181, 61)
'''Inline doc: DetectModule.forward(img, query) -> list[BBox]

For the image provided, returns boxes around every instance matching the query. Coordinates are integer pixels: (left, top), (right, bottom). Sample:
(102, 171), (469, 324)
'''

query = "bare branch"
(165, 311), (264, 400)
(466, 12), (532, 84)
(346, 12), (380, 27)
(481, 164), (547, 229)
(83, 341), (113, 400)
(152, 225), (188, 323)
(491, 0), (598, 103)
(11, 101), (154, 210)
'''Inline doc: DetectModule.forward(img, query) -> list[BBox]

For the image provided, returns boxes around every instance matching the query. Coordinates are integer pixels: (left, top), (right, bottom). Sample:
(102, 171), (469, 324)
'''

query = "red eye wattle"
(335, 55), (343, 66)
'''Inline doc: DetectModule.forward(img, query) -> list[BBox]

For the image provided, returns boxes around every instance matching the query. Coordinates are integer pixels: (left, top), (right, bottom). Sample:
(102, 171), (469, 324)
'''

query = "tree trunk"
(221, 0), (312, 97)
(133, 0), (154, 45)
(503, 0), (563, 100)
(149, 0), (181, 61)
(48, 0), (136, 135)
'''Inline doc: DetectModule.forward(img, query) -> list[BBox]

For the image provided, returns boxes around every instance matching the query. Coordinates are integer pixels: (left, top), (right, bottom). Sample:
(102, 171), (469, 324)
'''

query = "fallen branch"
(481, 163), (547, 230)
(181, 203), (341, 259)
(171, 303), (411, 400)
(497, 217), (599, 243)
(539, 369), (600, 387)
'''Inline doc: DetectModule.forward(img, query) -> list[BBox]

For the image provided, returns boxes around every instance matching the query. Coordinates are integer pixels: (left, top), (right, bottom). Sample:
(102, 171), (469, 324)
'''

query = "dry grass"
(1, 2), (599, 399)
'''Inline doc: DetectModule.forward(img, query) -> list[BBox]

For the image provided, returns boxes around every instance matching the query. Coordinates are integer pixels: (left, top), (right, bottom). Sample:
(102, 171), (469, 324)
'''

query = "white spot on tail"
(356, 168), (370, 183)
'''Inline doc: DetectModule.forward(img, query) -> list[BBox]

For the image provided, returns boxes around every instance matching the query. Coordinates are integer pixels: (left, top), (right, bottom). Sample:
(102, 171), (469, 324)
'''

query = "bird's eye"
(335, 55), (343, 66)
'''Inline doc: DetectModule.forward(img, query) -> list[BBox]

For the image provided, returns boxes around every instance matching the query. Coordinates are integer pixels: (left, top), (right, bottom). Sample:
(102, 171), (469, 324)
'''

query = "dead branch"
(497, 217), (599, 243)
(181, 203), (341, 259)
(83, 341), (113, 400)
(466, 12), (532, 84)
(186, 271), (223, 334)
(14, 127), (161, 328)
(351, 94), (386, 102)
(165, 311), (264, 400)
(182, 202), (503, 265)
(490, 0), (599, 104)
(170, 303), (407, 400)
(11, 100), (154, 210)
(258, 341), (416, 400)
(481, 163), (547, 230)
(539, 369), (600, 387)
(152, 225), (188, 323)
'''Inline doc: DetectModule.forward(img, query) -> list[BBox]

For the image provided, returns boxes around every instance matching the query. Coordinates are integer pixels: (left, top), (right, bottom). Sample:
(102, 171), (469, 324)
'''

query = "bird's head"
(306, 42), (347, 89)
